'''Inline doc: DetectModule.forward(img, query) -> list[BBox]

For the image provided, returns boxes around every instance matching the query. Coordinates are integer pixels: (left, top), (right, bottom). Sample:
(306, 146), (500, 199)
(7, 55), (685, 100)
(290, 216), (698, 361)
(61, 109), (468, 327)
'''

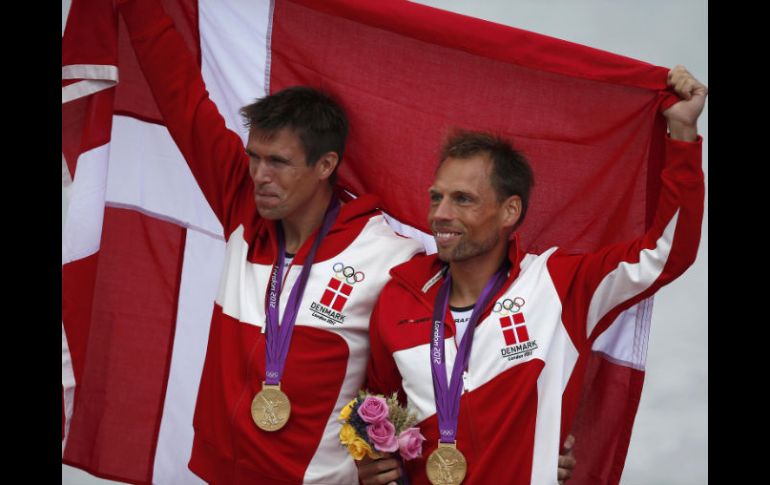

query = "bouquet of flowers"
(339, 391), (426, 464)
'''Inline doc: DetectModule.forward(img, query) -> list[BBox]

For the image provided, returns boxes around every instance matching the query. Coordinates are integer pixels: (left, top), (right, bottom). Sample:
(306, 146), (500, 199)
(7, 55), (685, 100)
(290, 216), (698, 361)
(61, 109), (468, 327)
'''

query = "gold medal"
(426, 442), (467, 485)
(251, 383), (291, 431)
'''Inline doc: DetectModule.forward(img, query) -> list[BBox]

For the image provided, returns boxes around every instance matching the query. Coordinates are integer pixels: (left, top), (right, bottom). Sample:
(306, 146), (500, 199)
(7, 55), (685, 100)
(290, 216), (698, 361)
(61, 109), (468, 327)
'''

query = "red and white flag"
(62, 0), (680, 483)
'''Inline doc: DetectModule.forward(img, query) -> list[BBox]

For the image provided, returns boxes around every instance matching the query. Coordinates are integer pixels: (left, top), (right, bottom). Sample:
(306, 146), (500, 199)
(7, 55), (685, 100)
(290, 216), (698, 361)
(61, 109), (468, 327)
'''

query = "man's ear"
(501, 195), (522, 230)
(314, 151), (339, 181)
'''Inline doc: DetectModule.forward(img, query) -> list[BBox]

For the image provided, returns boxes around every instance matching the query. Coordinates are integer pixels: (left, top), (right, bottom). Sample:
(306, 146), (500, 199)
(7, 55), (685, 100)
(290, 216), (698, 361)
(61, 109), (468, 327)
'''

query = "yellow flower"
(339, 423), (357, 445)
(347, 437), (373, 461)
(339, 398), (357, 421)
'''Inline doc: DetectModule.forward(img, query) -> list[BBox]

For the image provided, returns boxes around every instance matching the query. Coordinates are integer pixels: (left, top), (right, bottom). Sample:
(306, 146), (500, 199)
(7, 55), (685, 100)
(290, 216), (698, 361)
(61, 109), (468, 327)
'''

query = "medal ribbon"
(430, 264), (509, 443)
(264, 197), (340, 385)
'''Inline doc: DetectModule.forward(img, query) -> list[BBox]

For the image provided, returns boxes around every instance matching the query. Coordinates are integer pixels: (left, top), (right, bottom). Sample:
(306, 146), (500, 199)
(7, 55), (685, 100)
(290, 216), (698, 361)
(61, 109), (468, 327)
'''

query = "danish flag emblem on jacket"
(494, 297), (530, 346)
(319, 262), (365, 312)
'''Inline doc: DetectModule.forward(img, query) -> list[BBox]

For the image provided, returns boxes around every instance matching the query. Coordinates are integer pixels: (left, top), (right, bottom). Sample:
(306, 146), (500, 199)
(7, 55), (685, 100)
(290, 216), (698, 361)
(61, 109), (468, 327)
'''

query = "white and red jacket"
(118, 1), (423, 483)
(367, 136), (703, 484)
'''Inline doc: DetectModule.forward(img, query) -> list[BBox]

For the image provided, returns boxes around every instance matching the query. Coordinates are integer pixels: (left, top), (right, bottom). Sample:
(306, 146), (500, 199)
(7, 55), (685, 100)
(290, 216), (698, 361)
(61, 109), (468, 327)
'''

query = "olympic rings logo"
(333, 262), (365, 285)
(493, 297), (525, 314)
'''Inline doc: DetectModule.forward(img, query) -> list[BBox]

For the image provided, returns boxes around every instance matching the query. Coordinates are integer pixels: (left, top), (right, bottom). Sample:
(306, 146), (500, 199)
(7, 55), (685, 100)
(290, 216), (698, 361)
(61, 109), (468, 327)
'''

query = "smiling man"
(363, 67), (706, 485)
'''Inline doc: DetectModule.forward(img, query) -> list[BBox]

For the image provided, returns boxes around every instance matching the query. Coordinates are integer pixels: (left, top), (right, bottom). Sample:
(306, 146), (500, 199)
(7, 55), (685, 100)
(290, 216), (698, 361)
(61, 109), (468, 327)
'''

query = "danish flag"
(499, 312), (530, 346)
(320, 278), (353, 311)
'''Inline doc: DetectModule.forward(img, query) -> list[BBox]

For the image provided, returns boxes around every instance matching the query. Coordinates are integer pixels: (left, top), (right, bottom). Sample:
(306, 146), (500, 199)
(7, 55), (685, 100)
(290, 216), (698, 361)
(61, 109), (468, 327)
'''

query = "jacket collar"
(390, 233), (525, 313)
(262, 189), (382, 265)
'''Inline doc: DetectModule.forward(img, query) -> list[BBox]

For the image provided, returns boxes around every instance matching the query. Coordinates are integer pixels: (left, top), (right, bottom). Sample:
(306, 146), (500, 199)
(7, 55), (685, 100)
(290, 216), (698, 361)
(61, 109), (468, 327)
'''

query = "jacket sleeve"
(365, 288), (407, 403)
(547, 135), (705, 345)
(117, 0), (253, 237)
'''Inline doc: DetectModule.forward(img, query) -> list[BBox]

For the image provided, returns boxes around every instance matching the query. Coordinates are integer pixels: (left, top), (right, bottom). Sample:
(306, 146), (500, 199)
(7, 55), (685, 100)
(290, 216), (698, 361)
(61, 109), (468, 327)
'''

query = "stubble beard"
(256, 204), (284, 221)
(438, 231), (500, 263)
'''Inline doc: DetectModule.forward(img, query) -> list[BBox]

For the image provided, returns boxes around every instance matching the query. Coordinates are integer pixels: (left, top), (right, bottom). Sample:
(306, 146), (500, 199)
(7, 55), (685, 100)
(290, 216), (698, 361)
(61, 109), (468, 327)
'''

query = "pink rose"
(397, 427), (426, 460)
(357, 396), (389, 424)
(366, 420), (399, 452)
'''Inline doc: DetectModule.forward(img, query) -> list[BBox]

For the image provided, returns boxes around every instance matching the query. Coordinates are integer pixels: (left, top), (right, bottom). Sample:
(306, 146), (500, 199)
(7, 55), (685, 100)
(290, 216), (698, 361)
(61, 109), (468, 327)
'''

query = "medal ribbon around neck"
(264, 197), (340, 385)
(430, 263), (509, 443)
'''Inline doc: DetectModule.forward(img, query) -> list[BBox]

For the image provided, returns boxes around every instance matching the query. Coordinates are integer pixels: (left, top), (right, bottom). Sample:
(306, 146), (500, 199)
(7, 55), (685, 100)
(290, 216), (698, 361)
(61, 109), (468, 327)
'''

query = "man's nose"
(431, 197), (453, 221)
(250, 160), (272, 184)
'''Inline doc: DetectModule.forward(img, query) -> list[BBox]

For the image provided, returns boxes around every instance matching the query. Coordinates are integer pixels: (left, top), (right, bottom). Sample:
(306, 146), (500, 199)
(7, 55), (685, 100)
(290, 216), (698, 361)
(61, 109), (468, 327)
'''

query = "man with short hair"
(118, 1), (424, 482)
(360, 66), (706, 484)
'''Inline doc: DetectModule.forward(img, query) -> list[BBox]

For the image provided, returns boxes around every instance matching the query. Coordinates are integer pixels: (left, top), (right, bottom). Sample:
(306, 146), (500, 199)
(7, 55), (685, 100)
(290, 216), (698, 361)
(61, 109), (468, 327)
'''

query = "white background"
(62, 0), (707, 483)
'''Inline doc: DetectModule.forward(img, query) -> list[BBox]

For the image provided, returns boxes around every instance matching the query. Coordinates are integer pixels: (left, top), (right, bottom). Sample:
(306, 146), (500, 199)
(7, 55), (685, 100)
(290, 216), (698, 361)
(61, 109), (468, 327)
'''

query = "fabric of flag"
(62, 0), (682, 483)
